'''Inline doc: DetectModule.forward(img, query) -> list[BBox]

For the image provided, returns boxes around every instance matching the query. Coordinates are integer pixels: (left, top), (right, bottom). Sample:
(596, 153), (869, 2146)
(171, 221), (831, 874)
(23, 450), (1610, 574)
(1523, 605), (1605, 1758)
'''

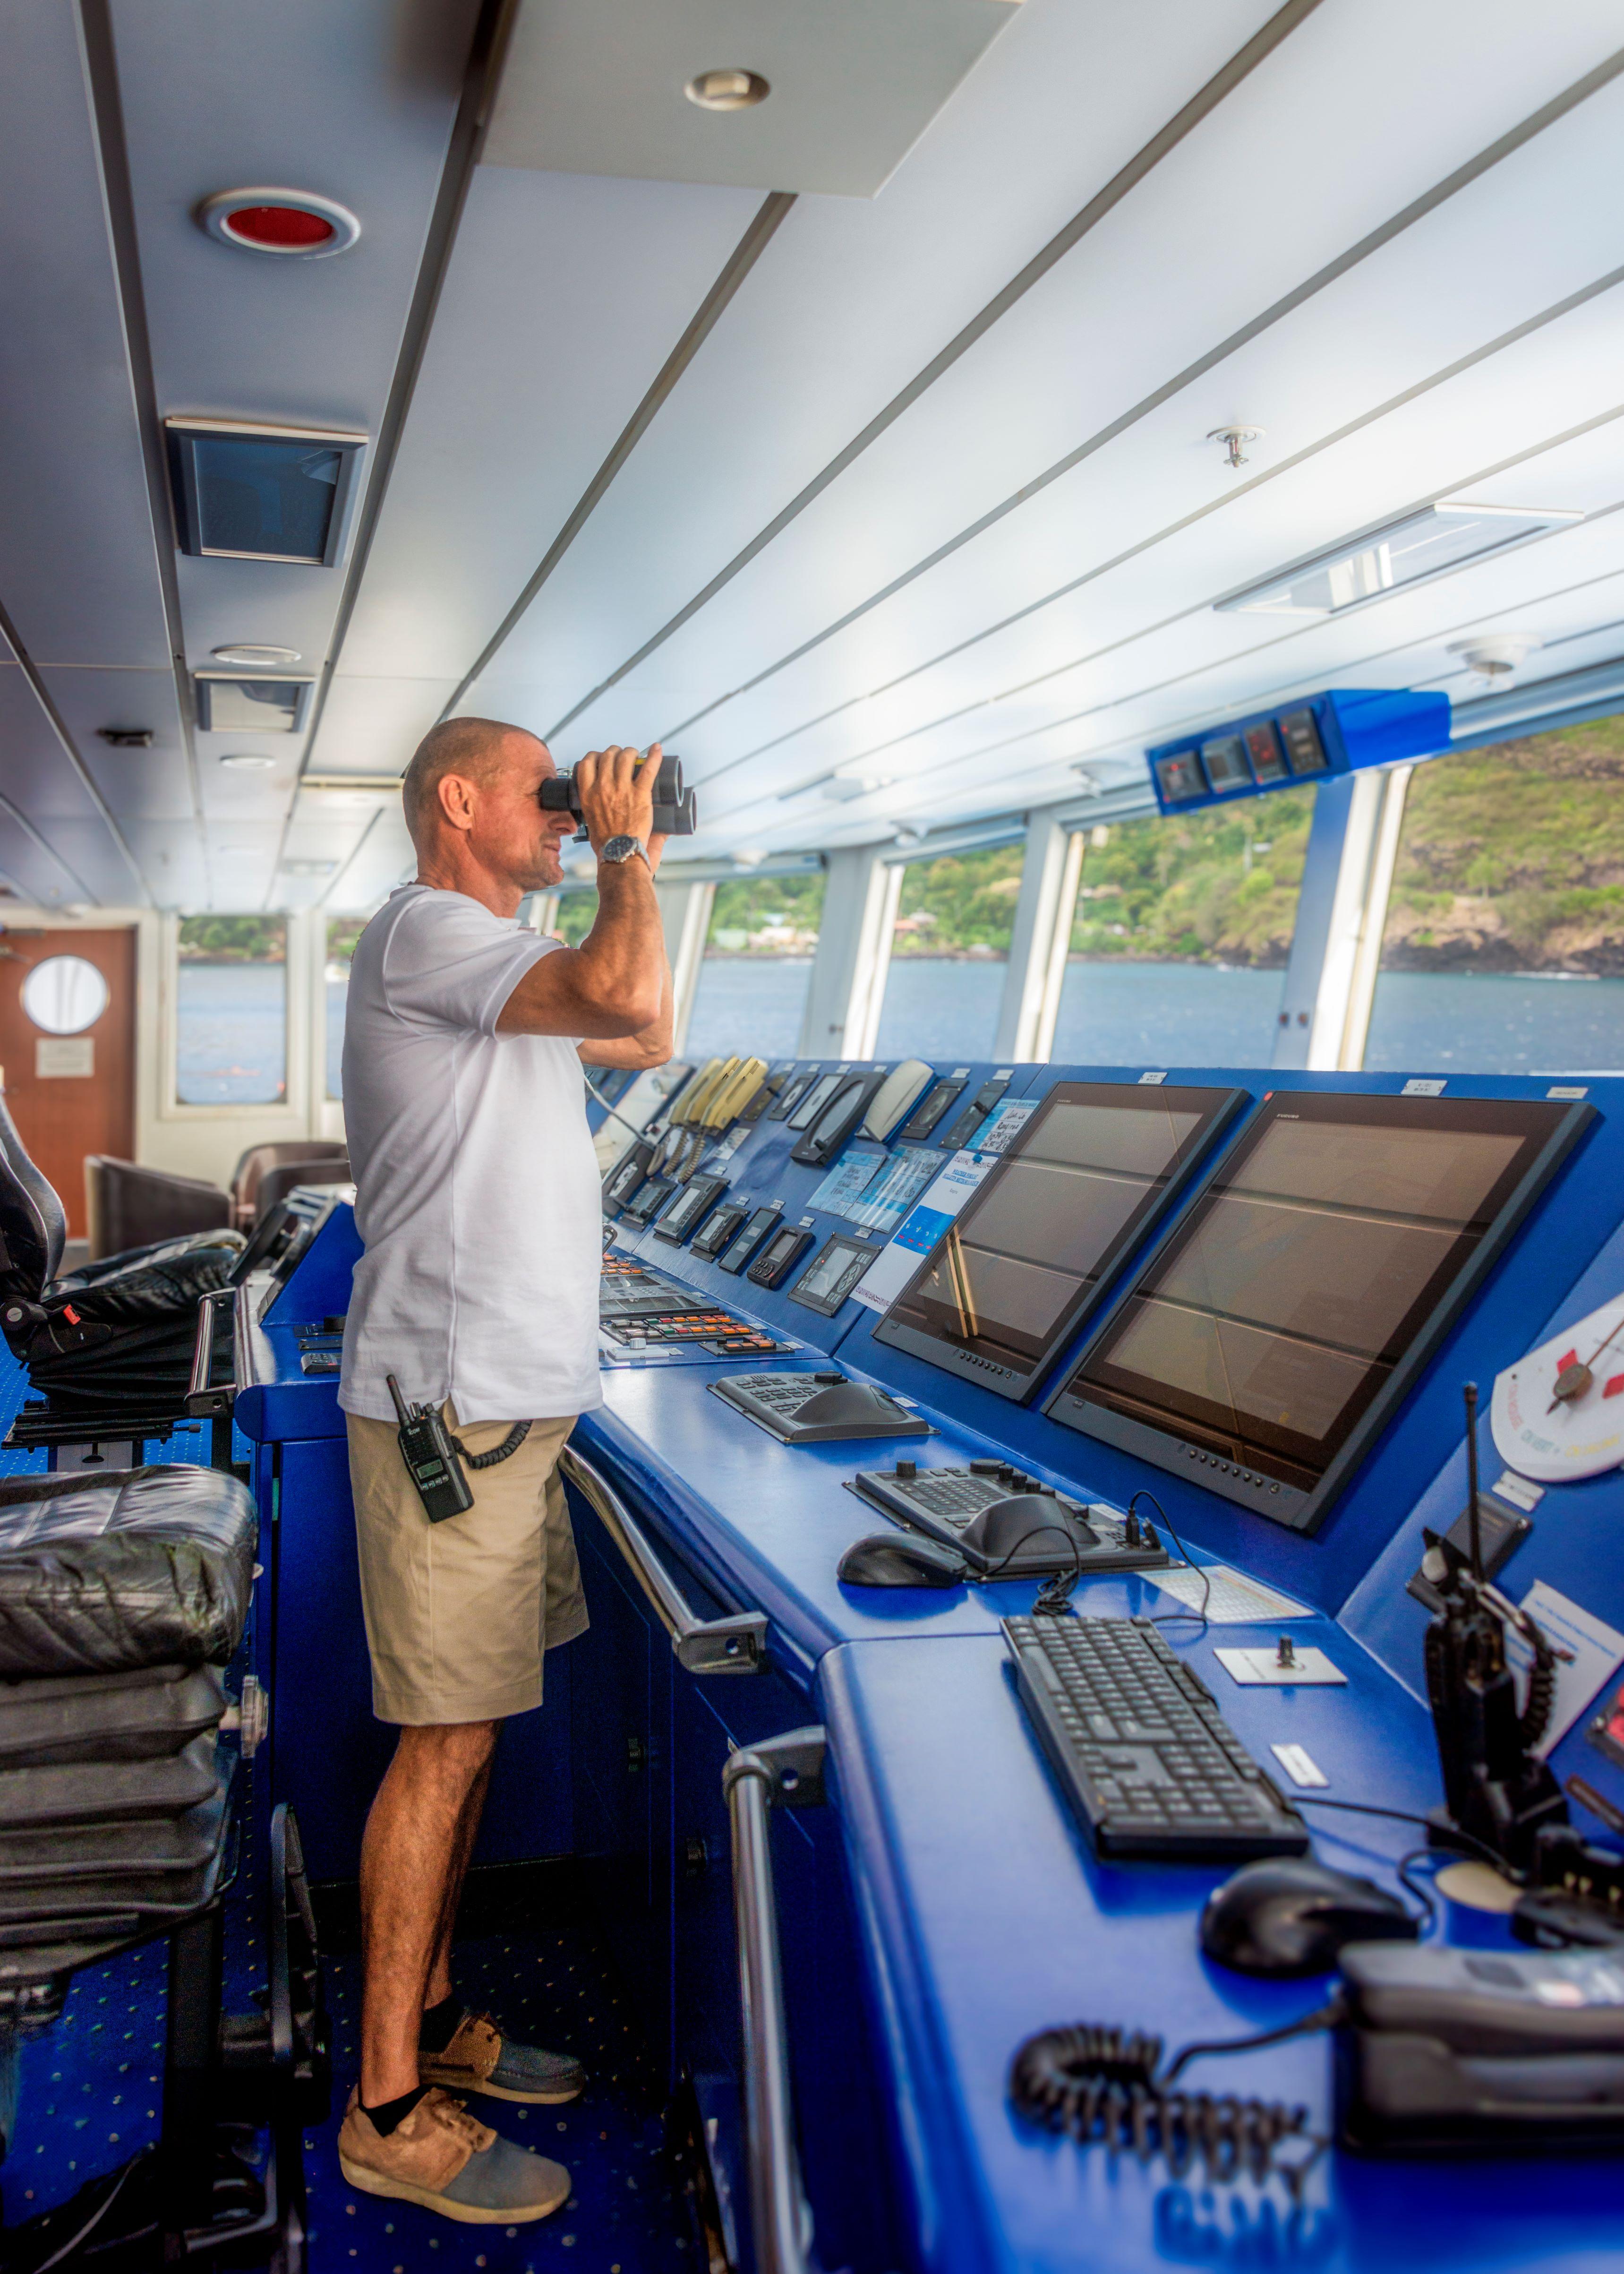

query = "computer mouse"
(961, 1493), (1090, 1563)
(838, 1532), (969, 1588)
(1200, 1857), (1418, 1978)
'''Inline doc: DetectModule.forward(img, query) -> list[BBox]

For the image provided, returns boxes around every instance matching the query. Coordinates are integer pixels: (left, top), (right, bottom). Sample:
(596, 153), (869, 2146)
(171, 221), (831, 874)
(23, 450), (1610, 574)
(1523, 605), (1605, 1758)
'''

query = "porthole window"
(21, 955), (109, 1035)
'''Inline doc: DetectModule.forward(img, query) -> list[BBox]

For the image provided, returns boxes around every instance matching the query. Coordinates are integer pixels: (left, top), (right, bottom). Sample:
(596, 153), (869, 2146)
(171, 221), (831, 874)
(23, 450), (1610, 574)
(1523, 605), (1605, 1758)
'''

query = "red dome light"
(197, 187), (360, 259)
(223, 204), (335, 249)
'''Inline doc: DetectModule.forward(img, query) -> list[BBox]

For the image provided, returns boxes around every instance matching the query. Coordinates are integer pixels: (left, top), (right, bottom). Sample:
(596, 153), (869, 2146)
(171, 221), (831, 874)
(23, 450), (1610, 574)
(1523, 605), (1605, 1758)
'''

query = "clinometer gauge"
(1491, 1293), (1624, 1483)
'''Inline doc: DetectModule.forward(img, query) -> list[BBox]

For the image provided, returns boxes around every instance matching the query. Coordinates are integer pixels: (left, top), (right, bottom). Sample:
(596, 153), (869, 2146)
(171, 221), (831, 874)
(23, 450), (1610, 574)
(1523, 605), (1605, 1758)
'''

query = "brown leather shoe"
(418, 2008), (585, 2104)
(337, 2087), (571, 2223)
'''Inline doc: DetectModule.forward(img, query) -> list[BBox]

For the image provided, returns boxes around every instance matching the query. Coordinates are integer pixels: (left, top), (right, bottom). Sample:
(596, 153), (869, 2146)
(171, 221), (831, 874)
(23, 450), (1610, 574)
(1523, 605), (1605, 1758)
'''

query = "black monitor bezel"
(787, 1232), (883, 1316)
(1045, 1088), (1596, 1533)
(874, 1078), (1248, 1404)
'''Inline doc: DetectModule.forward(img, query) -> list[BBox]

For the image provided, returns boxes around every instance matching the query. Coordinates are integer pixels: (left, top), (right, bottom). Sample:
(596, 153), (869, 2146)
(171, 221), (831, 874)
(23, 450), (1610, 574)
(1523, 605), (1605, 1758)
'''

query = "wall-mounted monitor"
(874, 1080), (1246, 1402)
(1046, 1089), (1595, 1532)
(166, 417), (366, 565)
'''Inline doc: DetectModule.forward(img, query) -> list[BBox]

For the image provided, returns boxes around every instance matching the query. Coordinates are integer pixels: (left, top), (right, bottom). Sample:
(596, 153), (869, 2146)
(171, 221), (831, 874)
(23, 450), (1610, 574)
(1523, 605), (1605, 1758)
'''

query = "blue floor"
(7, 1903), (694, 2274)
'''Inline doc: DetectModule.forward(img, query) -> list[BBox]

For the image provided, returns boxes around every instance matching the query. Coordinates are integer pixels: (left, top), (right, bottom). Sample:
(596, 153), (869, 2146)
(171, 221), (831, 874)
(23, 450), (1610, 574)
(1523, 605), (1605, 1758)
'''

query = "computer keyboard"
(1002, 1615), (1309, 1861)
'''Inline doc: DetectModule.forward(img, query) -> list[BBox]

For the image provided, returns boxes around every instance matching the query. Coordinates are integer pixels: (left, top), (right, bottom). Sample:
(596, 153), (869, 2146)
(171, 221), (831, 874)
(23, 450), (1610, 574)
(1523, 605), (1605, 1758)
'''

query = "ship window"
(874, 844), (1023, 1059)
(175, 918), (287, 1106)
(687, 871), (824, 1060)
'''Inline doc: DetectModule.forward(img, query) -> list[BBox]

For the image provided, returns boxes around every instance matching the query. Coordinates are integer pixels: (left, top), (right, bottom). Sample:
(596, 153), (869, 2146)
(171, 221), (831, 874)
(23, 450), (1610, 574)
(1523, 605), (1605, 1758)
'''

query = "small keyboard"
(711, 1371), (931, 1444)
(1002, 1615), (1308, 1861)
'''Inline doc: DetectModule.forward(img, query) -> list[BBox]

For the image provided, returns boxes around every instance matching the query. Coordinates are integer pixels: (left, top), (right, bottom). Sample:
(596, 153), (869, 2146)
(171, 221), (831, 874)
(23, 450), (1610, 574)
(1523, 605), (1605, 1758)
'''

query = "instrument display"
(652, 1174), (729, 1246)
(718, 1206), (782, 1274)
(691, 1201), (751, 1260)
(877, 1080), (1243, 1401)
(749, 1226), (816, 1289)
(1049, 1089), (1594, 1531)
(788, 1233), (882, 1316)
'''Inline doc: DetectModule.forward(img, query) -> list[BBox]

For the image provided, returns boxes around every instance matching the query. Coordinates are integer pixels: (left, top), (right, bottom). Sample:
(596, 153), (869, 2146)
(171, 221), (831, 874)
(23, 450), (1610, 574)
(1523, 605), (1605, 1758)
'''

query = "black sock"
(419, 1993), (465, 2053)
(362, 2083), (428, 2137)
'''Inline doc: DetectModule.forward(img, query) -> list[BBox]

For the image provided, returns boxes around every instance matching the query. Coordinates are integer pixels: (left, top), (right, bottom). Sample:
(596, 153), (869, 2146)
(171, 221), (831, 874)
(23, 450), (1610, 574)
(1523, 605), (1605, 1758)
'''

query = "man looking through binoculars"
(334, 720), (673, 2220)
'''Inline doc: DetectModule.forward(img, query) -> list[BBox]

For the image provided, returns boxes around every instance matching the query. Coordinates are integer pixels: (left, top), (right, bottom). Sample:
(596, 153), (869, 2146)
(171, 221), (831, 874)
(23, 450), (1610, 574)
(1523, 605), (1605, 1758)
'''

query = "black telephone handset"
(388, 1374), (474, 1524)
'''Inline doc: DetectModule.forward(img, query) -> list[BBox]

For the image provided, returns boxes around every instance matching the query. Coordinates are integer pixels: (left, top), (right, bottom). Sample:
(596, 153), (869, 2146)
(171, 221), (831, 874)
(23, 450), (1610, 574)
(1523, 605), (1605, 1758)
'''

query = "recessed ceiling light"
(219, 752), (277, 771)
(1216, 503), (1582, 618)
(197, 187), (360, 258)
(213, 643), (302, 668)
(684, 68), (769, 110)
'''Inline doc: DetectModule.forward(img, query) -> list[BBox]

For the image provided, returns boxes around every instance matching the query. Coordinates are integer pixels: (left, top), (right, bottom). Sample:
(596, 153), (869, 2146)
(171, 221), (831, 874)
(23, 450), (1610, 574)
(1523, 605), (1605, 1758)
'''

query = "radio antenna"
(1463, 1381), (1483, 1581)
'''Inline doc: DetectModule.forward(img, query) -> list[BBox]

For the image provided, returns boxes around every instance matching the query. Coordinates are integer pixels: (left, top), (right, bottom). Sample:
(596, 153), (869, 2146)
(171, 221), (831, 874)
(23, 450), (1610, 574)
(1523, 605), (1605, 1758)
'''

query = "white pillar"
(992, 815), (1084, 1062)
(1271, 771), (1411, 1071)
(797, 847), (900, 1059)
(657, 879), (715, 1054)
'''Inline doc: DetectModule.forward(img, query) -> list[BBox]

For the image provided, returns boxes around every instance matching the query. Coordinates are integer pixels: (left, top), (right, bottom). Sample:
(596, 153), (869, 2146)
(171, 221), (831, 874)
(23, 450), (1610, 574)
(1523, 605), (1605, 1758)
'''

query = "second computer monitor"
(874, 1080), (1245, 1400)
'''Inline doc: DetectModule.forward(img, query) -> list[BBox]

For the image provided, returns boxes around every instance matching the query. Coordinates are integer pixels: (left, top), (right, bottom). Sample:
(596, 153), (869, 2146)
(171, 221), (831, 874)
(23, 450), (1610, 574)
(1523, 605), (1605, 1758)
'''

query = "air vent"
(166, 419), (366, 566)
(194, 676), (314, 734)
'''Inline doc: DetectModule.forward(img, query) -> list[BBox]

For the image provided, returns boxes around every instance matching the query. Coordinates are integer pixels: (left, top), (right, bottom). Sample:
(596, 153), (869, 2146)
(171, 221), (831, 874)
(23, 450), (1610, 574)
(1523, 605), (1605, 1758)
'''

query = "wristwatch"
(598, 834), (651, 872)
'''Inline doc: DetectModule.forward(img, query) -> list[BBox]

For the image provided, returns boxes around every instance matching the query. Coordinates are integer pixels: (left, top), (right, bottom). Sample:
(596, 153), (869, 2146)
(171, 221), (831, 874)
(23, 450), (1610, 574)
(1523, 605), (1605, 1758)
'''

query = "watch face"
(601, 835), (644, 863)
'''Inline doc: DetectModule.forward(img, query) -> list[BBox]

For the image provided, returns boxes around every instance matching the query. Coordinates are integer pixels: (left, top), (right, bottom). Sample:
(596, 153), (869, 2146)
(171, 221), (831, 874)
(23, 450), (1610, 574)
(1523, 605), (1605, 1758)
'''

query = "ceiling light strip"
(699, 283), (1624, 823)
(540, 0), (1329, 738)
(270, 0), (516, 907)
(438, 190), (797, 728)
(659, 39), (1624, 764)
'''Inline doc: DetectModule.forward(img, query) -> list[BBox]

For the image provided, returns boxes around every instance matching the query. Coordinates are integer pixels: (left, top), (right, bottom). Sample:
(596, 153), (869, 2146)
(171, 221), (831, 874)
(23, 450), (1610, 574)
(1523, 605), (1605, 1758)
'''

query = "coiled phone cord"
(449, 1419), (531, 1469)
(1009, 2006), (1338, 2191)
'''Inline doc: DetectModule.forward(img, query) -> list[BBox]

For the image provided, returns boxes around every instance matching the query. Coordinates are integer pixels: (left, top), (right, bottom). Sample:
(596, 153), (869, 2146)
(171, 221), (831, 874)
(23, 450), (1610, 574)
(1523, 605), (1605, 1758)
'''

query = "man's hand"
(573, 743), (659, 856)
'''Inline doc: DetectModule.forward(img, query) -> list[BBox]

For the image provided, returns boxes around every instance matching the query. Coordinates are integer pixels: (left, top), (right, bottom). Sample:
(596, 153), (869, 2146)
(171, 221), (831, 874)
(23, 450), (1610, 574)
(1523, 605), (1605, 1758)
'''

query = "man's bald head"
(401, 716), (550, 847)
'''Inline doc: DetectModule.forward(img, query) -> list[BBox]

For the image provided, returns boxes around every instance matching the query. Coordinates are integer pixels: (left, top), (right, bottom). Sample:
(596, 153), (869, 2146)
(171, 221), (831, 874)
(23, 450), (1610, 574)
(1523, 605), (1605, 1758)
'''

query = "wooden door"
(0, 929), (136, 1238)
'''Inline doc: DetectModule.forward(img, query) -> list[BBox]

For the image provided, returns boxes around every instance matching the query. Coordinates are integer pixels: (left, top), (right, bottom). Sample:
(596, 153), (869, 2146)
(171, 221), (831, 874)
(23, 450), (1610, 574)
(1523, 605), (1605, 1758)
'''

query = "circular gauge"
(1491, 1293), (1624, 1483)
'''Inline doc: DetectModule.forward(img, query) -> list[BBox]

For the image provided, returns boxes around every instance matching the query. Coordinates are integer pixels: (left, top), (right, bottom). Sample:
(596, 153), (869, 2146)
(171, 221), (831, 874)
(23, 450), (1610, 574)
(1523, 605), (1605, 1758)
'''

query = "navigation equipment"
(876, 1080), (1244, 1402)
(619, 1176), (673, 1227)
(712, 1370), (929, 1445)
(604, 1142), (653, 1208)
(854, 1460), (1171, 1580)
(692, 1201), (751, 1260)
(652, 1174), (728, 1245)
(941, 1075), (1010, 1150)
(1047, 1089), (1595, 1532)
(749, 1226), (815, 1288)
(792, 1071), (886, 1165)
(899, 1077), (964, 1142)
(718, 1207), (781, 1274)
(787, 1072), (844, 1130)
(788, 1233), (882, 1316)
(769, 1072), (816, 1121)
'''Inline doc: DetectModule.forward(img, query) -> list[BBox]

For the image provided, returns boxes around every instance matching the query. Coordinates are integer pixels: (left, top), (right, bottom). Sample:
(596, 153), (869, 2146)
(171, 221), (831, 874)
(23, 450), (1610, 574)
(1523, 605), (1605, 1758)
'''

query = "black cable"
(977, 1519), (1083, 1605)
(1162, 1998), (1343, 2085)
(1292, 1793), (1506, 1872)
(1395, 1846), (1441, 1934)
(450, 1419), (532, 1469)
(1128, 1489), (1211, 1634)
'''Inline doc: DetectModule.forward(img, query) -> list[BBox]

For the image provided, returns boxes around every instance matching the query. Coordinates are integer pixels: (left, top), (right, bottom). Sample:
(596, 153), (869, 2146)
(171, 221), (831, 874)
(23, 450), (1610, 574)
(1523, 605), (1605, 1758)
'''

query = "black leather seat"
(0, 1098), (244, 1422)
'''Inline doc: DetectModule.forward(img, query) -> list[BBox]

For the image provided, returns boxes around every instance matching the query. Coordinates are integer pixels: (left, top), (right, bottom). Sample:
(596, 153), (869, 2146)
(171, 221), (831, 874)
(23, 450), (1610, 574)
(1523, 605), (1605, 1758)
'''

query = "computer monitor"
(874, 1080), (1246, 1401)
(1046, 1088), (1594, 1532)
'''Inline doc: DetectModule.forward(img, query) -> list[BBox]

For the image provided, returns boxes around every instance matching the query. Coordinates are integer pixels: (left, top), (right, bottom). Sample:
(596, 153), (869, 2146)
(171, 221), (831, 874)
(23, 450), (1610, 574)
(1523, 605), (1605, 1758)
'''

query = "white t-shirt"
(338, 884), (604, 1426)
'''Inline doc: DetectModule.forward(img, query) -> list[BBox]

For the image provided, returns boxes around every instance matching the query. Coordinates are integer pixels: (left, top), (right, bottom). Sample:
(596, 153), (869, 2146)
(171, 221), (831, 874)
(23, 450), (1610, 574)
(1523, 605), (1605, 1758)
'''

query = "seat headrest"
(0, 1094), (65, 1301)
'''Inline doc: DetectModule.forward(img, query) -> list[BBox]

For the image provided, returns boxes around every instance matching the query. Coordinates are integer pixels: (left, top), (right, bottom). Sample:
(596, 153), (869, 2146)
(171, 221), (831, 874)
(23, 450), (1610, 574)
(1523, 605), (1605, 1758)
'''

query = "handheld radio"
(388, 1374), (475, 1524)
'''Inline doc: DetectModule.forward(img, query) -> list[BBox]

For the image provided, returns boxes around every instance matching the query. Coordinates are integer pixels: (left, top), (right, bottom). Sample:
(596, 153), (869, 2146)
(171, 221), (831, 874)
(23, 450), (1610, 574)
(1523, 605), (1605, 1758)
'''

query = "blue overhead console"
(1146, 686), (1450, 815)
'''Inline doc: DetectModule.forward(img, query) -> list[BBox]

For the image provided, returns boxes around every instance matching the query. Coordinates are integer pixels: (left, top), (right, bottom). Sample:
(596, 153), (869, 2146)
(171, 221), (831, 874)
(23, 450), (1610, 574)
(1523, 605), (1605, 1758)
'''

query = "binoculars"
(538, 750), (698, 836)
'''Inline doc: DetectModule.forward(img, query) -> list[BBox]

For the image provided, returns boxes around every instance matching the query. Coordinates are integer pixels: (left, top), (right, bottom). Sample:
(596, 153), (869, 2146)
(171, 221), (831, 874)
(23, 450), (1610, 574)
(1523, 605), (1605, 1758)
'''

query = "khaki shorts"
(346, 1404), (589, 1726)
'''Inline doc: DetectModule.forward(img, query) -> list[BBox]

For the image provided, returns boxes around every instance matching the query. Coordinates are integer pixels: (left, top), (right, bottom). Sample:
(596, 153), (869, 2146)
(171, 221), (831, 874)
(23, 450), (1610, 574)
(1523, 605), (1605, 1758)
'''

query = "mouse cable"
(1290, 1793), (1505, 1872)
(1161, 1996), (1345, 2086)
(1126, 1489), (1210, 1633)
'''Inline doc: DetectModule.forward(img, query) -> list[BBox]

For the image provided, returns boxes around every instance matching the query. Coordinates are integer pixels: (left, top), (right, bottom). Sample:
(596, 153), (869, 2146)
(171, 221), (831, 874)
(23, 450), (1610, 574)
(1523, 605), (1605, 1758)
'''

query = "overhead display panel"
(1047, 1090), (1596, 1533)
(874, 1080), (1246, 1402)
(1146, 688), (1448, 818)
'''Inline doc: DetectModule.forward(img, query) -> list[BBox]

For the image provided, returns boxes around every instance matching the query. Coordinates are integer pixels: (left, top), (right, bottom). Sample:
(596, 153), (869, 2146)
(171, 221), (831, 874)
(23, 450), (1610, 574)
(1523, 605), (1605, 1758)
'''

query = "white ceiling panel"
(566, 70), (1624, 785)
(308, 675), (458, 779)
(328, 163), (763, 688)
(472, 0), (1624, 742)
(40, 668), (194, 826)
(0, 5), (170, 669)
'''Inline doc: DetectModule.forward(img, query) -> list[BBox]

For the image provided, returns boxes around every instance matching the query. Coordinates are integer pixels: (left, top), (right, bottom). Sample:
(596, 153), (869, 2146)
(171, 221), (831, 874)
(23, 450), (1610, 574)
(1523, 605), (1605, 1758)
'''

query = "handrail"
(558, 1443), (767, 1674)
(723, 1729), (828, 2274)
(185, 1287), (238, 1417)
